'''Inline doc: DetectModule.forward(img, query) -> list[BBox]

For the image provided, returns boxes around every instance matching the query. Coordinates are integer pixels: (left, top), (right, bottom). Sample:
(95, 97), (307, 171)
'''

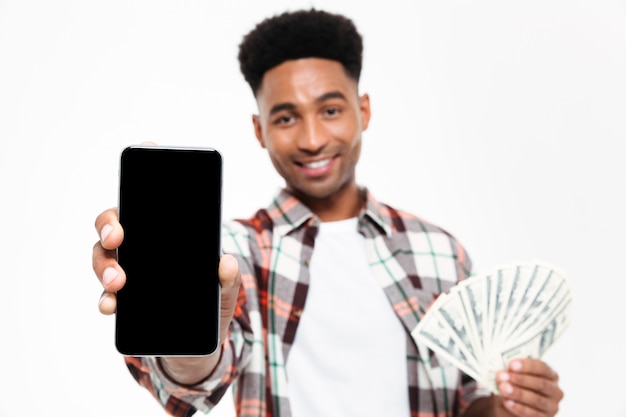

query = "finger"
(94, 208), (124, 250)
(508, 359), (559, 381)
(99, 291), (117, 315)
(498, 375), (561, 405)
(498, 360), (563, 400)
(500, 397), (551, 417)
(217, 254), (242, 343)
(219, 253), (240, 289)
(502, 369), (563, 398)
(497, 374), (562, 417)
(500, 387), (562, 417)
(92, 240), (127, 292)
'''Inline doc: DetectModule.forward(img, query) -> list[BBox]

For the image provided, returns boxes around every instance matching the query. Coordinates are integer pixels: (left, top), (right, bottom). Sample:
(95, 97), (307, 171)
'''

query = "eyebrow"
(268, 91), (348, 116)
(317, 91), (347, 103)
(268, 102), (296, 116)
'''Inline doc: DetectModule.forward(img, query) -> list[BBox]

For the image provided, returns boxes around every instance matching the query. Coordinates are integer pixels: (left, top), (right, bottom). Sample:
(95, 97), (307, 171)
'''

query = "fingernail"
(100, 224), (113, 244)
(99, 292), (108, 304)
(510, 361), (522, 371)
(501, 383), (514, 395)
(99, 291), (112, 307)
(498, 372), (510, 382)
(103, 267), (118, 285)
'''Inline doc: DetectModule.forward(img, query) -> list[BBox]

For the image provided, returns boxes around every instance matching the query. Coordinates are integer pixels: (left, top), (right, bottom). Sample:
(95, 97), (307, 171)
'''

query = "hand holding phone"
(115, 145), (223, 356)
(93, 209), (242, 383)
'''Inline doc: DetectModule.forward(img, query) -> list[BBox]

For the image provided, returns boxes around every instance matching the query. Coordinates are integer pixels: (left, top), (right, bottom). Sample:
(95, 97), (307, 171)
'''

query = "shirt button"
(304, 259), (310, 267)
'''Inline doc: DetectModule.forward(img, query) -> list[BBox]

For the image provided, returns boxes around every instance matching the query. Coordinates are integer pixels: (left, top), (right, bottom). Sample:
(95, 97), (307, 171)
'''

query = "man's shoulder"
(369, 199), (473, 281)
(373, 200), (456, 238)
(221, 210), (275, 259)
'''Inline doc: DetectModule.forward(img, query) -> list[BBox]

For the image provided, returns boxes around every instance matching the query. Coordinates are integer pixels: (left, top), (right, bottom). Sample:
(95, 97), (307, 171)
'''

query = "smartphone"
(115, 145), (222, 356)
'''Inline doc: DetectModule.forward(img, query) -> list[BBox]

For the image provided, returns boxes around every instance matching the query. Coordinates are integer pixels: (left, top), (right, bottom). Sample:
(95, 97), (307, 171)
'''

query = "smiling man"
(252, 57), (369, 221)
(93, 9), (563, 417)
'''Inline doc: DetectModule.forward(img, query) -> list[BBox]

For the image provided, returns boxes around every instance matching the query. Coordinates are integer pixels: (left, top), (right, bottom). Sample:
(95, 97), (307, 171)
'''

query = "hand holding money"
(493, 358), (563, 416)
(413, 260), (571, 409)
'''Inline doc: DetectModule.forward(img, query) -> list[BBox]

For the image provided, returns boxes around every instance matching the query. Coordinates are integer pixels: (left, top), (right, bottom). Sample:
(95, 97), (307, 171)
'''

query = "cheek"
(265, 140), (286, 159)
(349, 139), (362, 163)
(265, 148), (288, 178)
(264, 136), (292, 166)
(328, 116), (361, 141)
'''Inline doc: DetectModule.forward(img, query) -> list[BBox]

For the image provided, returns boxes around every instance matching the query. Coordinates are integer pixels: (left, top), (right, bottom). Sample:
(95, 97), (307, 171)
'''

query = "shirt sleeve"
(456, 371), (493, 415)
(122, 221), (258, 416)
(124, 335), (238, 416)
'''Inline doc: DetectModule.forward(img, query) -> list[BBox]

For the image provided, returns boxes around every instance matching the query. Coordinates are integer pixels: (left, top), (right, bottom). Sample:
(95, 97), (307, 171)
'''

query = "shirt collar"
(266, 188), (394, 237)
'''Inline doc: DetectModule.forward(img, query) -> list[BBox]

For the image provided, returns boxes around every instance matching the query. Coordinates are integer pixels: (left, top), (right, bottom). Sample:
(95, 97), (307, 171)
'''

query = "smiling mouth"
(300, 158), (332, 169)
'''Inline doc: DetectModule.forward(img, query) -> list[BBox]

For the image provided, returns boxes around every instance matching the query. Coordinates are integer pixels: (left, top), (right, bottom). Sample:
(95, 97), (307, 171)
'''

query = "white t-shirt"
(286, 218), (410, 417)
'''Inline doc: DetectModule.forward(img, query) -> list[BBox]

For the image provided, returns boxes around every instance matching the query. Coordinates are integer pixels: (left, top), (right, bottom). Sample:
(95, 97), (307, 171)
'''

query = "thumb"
(218, 254), (241, 344)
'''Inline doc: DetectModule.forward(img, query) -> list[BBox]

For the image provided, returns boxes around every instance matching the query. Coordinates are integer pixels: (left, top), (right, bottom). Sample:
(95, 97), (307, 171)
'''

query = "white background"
(1, 0), (625, 416)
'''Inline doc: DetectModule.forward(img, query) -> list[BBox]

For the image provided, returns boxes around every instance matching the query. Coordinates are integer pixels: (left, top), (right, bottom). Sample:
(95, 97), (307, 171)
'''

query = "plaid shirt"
(125, 188), (489, 417)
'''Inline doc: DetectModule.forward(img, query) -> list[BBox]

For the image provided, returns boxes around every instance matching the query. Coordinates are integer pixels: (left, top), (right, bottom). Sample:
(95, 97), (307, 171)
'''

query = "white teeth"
(304, 159), (331, 169)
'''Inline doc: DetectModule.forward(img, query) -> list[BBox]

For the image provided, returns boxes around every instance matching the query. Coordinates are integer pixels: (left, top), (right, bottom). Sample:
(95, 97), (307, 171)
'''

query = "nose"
(297, 117), (329, 153)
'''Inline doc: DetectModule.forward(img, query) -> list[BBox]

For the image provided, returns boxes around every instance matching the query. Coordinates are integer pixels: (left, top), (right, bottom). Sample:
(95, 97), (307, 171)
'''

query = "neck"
(293, 183), (364, 222)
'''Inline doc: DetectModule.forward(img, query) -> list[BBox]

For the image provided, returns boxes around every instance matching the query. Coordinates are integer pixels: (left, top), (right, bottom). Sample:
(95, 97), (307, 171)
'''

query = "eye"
(324, 107), (340, 117)
(273, 115), (295, 125)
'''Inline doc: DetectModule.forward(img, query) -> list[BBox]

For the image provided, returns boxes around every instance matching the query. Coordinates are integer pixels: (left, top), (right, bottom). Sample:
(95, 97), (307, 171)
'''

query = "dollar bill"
(414, 260), (572, 393)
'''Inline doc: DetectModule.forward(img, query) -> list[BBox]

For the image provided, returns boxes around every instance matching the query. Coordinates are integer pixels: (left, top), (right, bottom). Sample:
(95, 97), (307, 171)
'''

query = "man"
(92, 9), (563, 417)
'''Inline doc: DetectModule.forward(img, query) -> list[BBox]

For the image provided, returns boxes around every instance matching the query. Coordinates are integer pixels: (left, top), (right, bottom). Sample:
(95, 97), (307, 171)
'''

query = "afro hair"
(238, 9), (363, 96)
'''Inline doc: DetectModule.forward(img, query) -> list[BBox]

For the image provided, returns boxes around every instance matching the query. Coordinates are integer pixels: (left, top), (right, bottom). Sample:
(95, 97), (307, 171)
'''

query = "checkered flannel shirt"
(125, 188), (490, 417)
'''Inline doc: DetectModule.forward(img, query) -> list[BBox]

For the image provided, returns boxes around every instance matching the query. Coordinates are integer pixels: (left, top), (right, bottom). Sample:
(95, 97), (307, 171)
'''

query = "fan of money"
(413, 261), (572, 393)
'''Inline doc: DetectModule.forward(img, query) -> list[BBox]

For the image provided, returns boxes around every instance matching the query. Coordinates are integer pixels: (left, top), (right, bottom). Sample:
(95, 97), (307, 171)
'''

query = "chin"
(292, 182), (350, 202)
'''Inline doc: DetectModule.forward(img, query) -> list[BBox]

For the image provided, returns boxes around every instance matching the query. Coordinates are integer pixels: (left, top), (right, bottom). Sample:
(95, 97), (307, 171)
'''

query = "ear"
(359, 93), (371, 131)
(252, 114), (266, 148)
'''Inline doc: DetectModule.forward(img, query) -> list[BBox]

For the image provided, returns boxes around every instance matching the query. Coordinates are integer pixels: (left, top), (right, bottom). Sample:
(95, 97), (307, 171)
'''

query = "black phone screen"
(115, 146), (222, 356)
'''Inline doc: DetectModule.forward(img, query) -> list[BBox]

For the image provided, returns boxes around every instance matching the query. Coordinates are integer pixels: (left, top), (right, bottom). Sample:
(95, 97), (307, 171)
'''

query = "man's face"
(253, 58), (370, 208)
